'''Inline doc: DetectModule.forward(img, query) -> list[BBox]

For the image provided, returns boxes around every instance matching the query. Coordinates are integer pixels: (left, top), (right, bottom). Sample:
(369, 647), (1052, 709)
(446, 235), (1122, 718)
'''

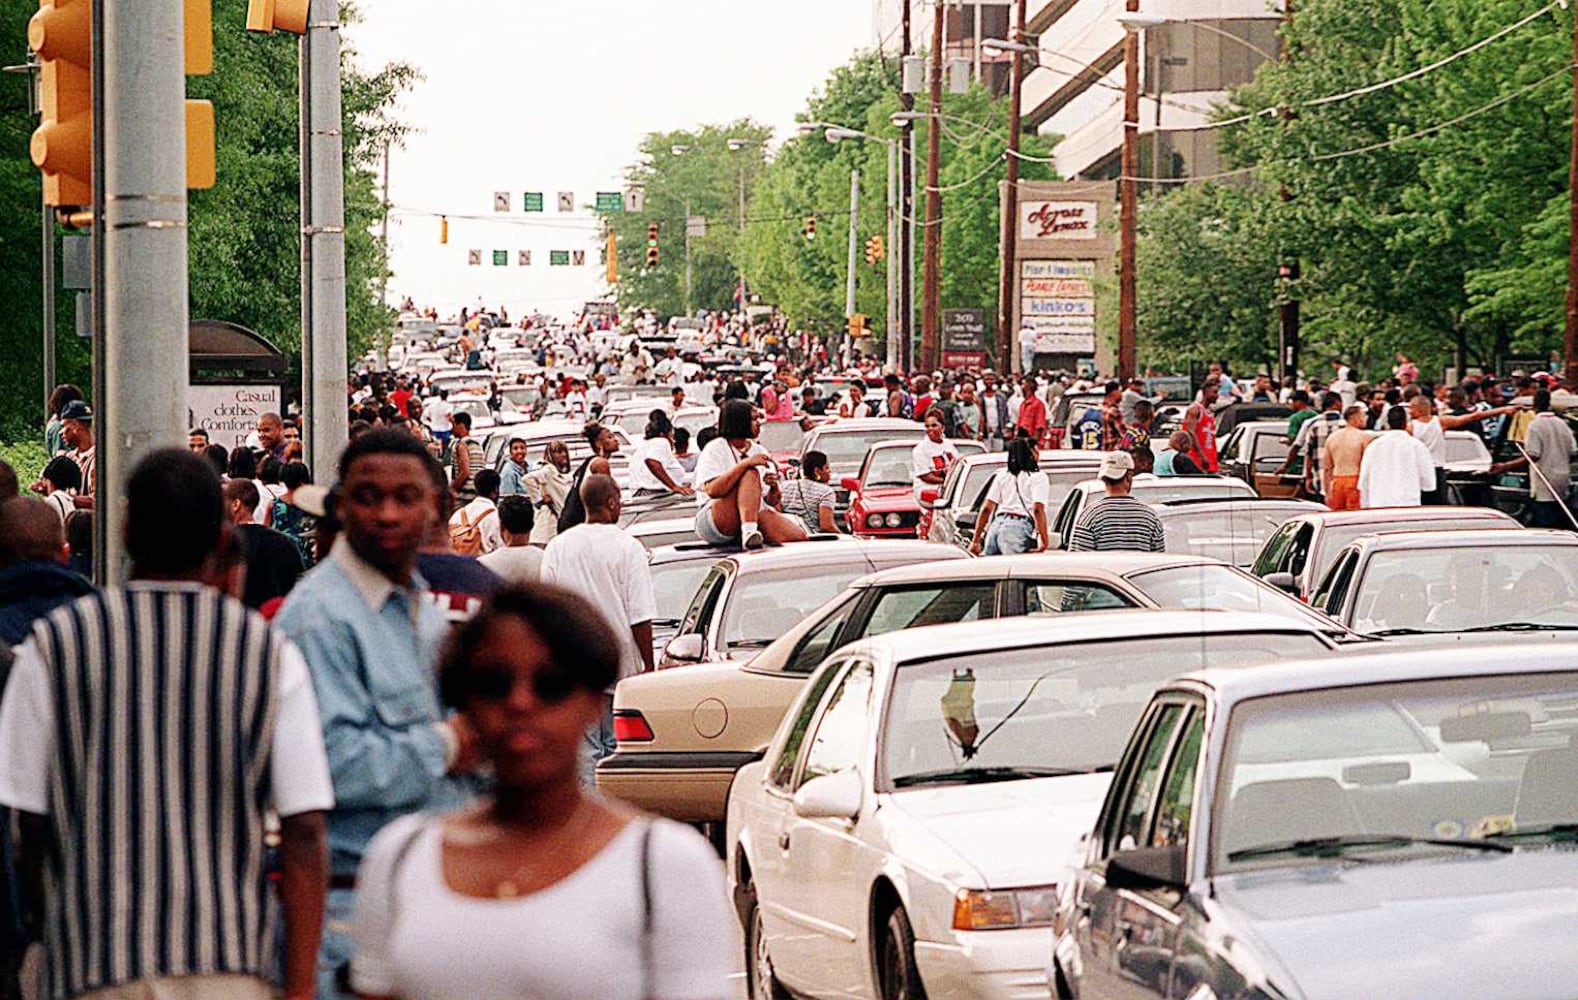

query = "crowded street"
(2, 0), (1578, 998)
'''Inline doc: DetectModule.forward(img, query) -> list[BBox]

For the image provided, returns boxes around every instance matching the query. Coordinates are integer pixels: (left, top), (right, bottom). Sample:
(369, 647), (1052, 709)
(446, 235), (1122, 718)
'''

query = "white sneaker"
(742, 528), (765, 550)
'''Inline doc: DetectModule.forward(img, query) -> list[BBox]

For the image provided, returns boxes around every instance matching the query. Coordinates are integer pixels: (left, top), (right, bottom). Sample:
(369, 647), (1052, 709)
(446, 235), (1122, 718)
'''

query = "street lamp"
(983, 2), (1032, 376)
(725, 137), (765, 314)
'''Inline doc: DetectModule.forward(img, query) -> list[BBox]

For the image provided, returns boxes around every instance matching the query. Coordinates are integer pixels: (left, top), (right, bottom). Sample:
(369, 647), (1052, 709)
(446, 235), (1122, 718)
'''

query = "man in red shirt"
(1016, 375), (1048, 444)
(389, 378), (413, 418)
(1183, 378), (1221, 473)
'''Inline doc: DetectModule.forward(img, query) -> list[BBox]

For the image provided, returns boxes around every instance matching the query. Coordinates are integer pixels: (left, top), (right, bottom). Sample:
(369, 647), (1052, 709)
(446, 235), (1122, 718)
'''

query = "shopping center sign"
(1006, 182), (1115, 365)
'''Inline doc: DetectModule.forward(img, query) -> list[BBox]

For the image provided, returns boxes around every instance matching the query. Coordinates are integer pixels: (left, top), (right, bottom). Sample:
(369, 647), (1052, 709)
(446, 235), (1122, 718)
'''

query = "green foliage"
(0, 438), (49, 482)
(0, 0), (409, 443)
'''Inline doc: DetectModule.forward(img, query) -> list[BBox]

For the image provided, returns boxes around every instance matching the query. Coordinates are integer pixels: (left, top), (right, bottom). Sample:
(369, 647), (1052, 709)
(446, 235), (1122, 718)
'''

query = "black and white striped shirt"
(1069, 495), (1166, 553)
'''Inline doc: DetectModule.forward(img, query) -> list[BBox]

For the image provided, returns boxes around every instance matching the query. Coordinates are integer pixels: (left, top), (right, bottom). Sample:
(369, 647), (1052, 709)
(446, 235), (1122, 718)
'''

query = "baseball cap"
(293, 484), (334, 519)
(1098, 451), (1134, 482)
(60, 401), (92, 422)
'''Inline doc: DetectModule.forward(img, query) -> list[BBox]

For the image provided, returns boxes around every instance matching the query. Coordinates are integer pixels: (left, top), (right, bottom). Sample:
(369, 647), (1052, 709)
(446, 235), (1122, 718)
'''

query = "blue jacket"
(0, 560), (95, 646)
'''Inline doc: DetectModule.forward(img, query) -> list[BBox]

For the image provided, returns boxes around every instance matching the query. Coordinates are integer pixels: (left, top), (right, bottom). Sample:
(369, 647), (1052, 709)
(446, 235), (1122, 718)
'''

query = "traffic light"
(802, 214), (817, 241)
(847, 313), (867, 339)
(606, 231), (618, 285)
(440, 216), (449, 244)
(864, 235), (885, 266)
(245, 0), (309, 34)
(645, 222), (659, 268)
(30, 0), (216, 208)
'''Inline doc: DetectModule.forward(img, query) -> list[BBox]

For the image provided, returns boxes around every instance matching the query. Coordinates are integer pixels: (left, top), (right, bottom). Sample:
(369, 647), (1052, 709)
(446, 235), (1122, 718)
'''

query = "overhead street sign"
(493, 191), (510, 212)
(594, 192), (623, 213)
(557, 192), (575, 212)
(523, 192), (544, 212)
(493, 250), (508, 266)
(550, 250), (571, 266)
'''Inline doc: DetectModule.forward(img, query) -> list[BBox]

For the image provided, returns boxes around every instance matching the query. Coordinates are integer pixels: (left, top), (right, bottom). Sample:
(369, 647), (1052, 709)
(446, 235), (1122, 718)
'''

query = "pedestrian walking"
(541, 474), (656, 778)
(348, 586), (732, 1000)
(270, 462), (321, 568)
(1182, 379), (1220, 473)
(980, 375), (1012, 452)
(0, 449), (332, 1000)
(444, 411), (483, 506)
(478, 497), (543, 584)
(274, 430), (479, 998)
(1358, 406), (1436, 508)
(421, 459), (504, 624)
(1321, 405), (1372, 511)
(1068, 451), (1166, 553)
(1291, 392), (1344, 503)
(1015, 376), (1048, 445)
(692, 400), (807, 549)
(449, 468), (503, 556)
(1408, 395), (1449, 505)
(43, 385), (82, 458)
(969, 438), (1050, 555)
(223, 478), (306, 613)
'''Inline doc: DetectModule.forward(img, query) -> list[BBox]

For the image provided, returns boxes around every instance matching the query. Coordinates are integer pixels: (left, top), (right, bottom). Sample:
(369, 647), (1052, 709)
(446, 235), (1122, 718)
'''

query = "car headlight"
(866, 514), (885, 529)
(952, 885), (1058, 931)
(885, 513), (904, 528)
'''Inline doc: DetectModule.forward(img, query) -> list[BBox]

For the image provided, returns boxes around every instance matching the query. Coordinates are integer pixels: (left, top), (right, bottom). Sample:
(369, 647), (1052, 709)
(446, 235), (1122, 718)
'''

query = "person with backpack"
(444, 411), (485, 506)
(347, 585), (731, 1000)
(449, 468), (503, 556)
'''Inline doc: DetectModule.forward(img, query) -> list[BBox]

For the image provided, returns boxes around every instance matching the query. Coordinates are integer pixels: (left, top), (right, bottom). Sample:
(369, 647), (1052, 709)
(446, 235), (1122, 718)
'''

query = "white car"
(726, 611), (1338, 1000)
(1049, 474), (1257, 550)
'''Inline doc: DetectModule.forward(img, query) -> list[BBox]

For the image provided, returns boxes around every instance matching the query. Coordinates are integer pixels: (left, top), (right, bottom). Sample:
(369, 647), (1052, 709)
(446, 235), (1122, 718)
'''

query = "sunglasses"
(470, 666), (578, 705)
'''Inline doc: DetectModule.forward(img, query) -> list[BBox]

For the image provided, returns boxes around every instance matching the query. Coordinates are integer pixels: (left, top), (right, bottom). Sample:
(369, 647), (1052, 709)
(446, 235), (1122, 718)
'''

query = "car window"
(1251, 432), (1291, 472)
(1252, 520), (1296, 577)
(1024, 581), (1134, 614)
(798, 660), (875, 788)
(1126, 564), (1336, 633)
(863, 449), (914, 488)
(1311, 550), (1357, 615)
(1053, 492), (1082, 549)
(1107, 703), (1184, 857)
(651, 560), (715, 626)
(1288, 524), (1314, 577)
(720, 565), (880, 655)
(783, 593), (859, 676)
(1152, 707), (1205, 849)
(862, 584), (997, 638)
(678, 567), (726, 637)
(767, 662), (846, 790)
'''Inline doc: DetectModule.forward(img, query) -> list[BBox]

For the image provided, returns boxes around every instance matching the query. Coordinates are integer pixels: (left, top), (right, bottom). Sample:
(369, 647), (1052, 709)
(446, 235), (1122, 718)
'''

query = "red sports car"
(843, 438), (984, 538)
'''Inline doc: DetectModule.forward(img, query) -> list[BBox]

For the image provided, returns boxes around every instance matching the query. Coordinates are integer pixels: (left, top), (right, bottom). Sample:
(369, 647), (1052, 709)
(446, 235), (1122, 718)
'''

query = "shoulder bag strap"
(640, 820), (654, 999)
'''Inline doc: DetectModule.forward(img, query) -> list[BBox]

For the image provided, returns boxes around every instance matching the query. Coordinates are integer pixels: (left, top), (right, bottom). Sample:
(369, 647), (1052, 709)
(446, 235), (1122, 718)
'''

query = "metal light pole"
(845, 168), (861, 321)
(900, 0), (914, 373)
(727, 138), (760, 313)
(300, 0), (348, 479)
(684, 197), (693, 314)
(1565, 4), (1578, 385)
(1117, 2), (1142, 381)
(97, 0), (192, 583)
(920, 0), (946, 373)
(813, 124), (900, 366)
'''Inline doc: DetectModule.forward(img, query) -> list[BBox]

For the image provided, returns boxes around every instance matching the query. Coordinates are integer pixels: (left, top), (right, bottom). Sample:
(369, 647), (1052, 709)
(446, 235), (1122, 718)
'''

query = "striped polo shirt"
(1069, 495), (1166, 553)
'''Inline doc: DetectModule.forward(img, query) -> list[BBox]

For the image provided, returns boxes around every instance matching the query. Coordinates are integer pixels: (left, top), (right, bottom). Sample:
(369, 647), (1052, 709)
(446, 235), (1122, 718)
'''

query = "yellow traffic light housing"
(440, 216), (449, 244)
(848, 313), (868, 339)
(645, 222), (659, 268)
(29, 0), (92, 208)
(245, 0), (309, 34)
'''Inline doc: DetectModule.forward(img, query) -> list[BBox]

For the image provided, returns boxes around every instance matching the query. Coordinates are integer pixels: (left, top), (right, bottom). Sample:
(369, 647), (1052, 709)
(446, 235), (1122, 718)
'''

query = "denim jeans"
(315, 887), (357, 999)
(983, 515), (1036, 555)
(580, 696), (616, 786)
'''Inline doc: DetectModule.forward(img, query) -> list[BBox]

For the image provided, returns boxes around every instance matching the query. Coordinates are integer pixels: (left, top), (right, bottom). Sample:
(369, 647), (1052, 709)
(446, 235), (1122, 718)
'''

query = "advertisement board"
(189, 384), (281, 453)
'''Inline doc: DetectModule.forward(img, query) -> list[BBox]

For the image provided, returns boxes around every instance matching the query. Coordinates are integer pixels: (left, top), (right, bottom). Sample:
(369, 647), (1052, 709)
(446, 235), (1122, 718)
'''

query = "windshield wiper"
(1368, 628), (1439, 637)
(728, 638), (777, 650)
(1460, 622), (1578, 633)
(1228, 834), (1512, 862)
(892, 764), (1110, 788)
(1484, 822), (1578, 843)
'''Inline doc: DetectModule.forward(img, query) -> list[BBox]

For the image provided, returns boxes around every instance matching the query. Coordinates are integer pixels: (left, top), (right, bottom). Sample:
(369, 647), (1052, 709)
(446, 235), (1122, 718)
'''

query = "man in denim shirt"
(276, 429), (478, 998)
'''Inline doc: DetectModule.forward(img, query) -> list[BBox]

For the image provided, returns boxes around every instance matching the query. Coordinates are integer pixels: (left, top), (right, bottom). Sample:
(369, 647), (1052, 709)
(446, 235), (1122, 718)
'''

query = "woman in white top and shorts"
(631, 410), (695, 498)
(969, 437), (1051, 555)
(350, 585), (734, 1000)
(692, 399), (808, 550)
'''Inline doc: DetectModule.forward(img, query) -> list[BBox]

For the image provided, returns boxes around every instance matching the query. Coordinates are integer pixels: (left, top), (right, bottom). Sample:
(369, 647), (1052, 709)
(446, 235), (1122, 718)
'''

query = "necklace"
(485, 798), (589, 899)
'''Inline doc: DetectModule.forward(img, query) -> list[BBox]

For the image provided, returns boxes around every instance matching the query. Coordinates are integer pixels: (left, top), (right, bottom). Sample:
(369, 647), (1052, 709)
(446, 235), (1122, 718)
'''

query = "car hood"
(1211, 848), (1578, 999)
(882, 773), (1111, 888)
(857, 485), (920, 508)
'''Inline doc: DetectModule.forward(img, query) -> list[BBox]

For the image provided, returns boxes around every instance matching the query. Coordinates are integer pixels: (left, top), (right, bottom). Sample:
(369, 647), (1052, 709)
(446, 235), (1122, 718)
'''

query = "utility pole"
(1565, 2), (1578, 385)
(42, 192), (55, 417)
(886, 140), (898, 369)
(300, 0), (348, 480)
(900, 0), (914, 373)
(95, 0), (192, 582)
(1278, 0), (1300, 390)
(998, 0), (1027, 376)
(1117, 0), (1140, 381)
(921, 0), (945, 373)
(377, 142), (390, 372)
(684, 197), (693, 314)
(845, 168), (861, 320)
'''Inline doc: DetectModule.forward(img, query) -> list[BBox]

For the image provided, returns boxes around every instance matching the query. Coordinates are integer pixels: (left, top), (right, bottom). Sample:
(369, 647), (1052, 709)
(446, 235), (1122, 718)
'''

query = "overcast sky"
(345, 0), (873, 319)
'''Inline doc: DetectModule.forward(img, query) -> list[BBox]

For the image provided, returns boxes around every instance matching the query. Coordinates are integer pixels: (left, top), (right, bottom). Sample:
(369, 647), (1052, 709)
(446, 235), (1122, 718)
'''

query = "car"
(1053, 643), (1578, 1000)
(646, 543), (727, 665)
(799, 418), (928, 516)
(598, 554), (1346, 827)
(619, 491), (702, 528)
(427, 371), (495, 398)
(758, 416), (824, 472)
(1049, 475), (1257, 551)
(480, 419), (635, 485)
(658, 537), (959, 668)
(1155, 497), (1327, 568)
(605, 403), (718, 442)
(627, 517), (698, 551)
(1250, 506), (1520, 601)
(844, 439), (986, 538)
(727, 612), (1339, 1000)
(1217, 419), (1298, 497)
(602, 384), (674, 407)
(923, 451), (1106, 548)
(1309, 528), (1578, 639)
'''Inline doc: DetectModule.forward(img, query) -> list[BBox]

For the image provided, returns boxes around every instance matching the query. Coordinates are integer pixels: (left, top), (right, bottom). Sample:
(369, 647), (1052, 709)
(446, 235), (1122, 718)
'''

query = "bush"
(0, 439), (49, 481)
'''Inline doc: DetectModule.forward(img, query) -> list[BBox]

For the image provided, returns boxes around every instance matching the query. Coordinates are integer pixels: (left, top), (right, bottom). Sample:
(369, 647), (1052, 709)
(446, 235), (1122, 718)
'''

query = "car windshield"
(1350, 545), (1578, 634)
(1128, 564), (1340, 633)
(720, 564), (878, 654)
(1445, 434), (1489, 464)
(758, 421), (806, 454)
(1131, 479), (1254, 504)
(864, 449), (915, 487)
(1309, 516), (1511, 587)
(884, 633), (1330, 789)
(1214, 671), (1578, 871)
(651, 560), (715, 626)
(816, 429), (924, 472)
(1163, 506), (1310, 569)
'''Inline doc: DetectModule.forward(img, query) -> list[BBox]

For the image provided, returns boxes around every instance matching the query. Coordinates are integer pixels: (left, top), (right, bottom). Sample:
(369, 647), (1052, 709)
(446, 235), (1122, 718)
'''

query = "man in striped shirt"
(1069, 451), (1166, 554)
(0, 449), (334, 1000)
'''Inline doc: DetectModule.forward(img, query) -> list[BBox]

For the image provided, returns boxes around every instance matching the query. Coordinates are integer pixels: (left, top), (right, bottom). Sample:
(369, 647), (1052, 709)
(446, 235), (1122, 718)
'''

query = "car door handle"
(1116, 919), (1134, 939)
(777, 831), (791, 851)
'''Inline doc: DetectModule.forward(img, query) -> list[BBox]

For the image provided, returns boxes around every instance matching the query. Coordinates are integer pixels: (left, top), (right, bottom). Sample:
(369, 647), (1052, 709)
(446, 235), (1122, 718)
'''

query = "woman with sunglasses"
(349, 585), (733, 1000)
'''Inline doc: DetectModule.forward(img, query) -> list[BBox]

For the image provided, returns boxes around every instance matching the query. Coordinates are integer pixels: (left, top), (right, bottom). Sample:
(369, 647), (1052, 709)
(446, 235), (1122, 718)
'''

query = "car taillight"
(612, 710), (654, 742)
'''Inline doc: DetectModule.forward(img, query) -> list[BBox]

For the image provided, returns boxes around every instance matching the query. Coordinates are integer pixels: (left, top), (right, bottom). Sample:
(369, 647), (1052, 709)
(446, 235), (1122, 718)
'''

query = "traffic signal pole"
(845, 168), (860, 322)
(95, 0), (192, 582)
(300, 0), (347, 480)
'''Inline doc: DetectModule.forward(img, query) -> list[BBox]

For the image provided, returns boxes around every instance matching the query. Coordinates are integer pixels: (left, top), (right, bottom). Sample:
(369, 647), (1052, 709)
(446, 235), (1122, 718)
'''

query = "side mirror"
(841, 476), (862, 493)
(1264, 572), (1297, 594)
(662, 634), (704, 664)
(786, 456), (801, 468)
(792, 771), (863, 821)
(1105, 845), (1186, 892)
(918, 488), (940, 508)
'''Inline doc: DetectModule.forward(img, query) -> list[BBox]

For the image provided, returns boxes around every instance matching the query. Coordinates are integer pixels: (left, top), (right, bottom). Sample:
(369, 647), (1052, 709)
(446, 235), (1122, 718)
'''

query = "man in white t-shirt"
(911, 410), (960, 500)
(541, 474), (655, 777)
(424, 390), (454, 444)
(478, 496), (544, 584)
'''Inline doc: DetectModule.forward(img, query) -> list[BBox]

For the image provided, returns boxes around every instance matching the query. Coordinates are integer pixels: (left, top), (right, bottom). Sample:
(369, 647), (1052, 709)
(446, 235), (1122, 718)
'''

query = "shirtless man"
(1321, 404), (1372, 511)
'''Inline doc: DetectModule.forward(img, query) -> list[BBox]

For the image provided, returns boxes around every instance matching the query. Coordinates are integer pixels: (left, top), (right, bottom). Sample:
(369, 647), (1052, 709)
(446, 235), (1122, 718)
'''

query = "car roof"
(808, 418), (919, 433)
(1291, 506), (1516, 529)
(627, 517), (698, 536)
(837, 609), (1324, 664)
(1155, 497), (1326, 513)
(1073, 475), (1257, 496)
(1177, 642), (1578, 707)
(853, 551), (1221, 587)
(1344, 527), (1577, 552)
(719, 537), (961, 574)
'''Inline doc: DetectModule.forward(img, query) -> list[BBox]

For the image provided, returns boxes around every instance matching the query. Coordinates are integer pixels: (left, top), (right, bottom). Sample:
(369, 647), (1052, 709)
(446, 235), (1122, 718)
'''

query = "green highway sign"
(522, 192), (544, 212)
(549, 250), (571, 266)
(594, 191), (624, 213)
(493, 250), (508, 266)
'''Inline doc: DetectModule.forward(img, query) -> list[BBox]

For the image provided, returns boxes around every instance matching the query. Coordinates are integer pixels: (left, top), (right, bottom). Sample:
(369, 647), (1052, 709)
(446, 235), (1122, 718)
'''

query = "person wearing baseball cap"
(59, 401), (95, 508)
(1068, 451), (1165, 553)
